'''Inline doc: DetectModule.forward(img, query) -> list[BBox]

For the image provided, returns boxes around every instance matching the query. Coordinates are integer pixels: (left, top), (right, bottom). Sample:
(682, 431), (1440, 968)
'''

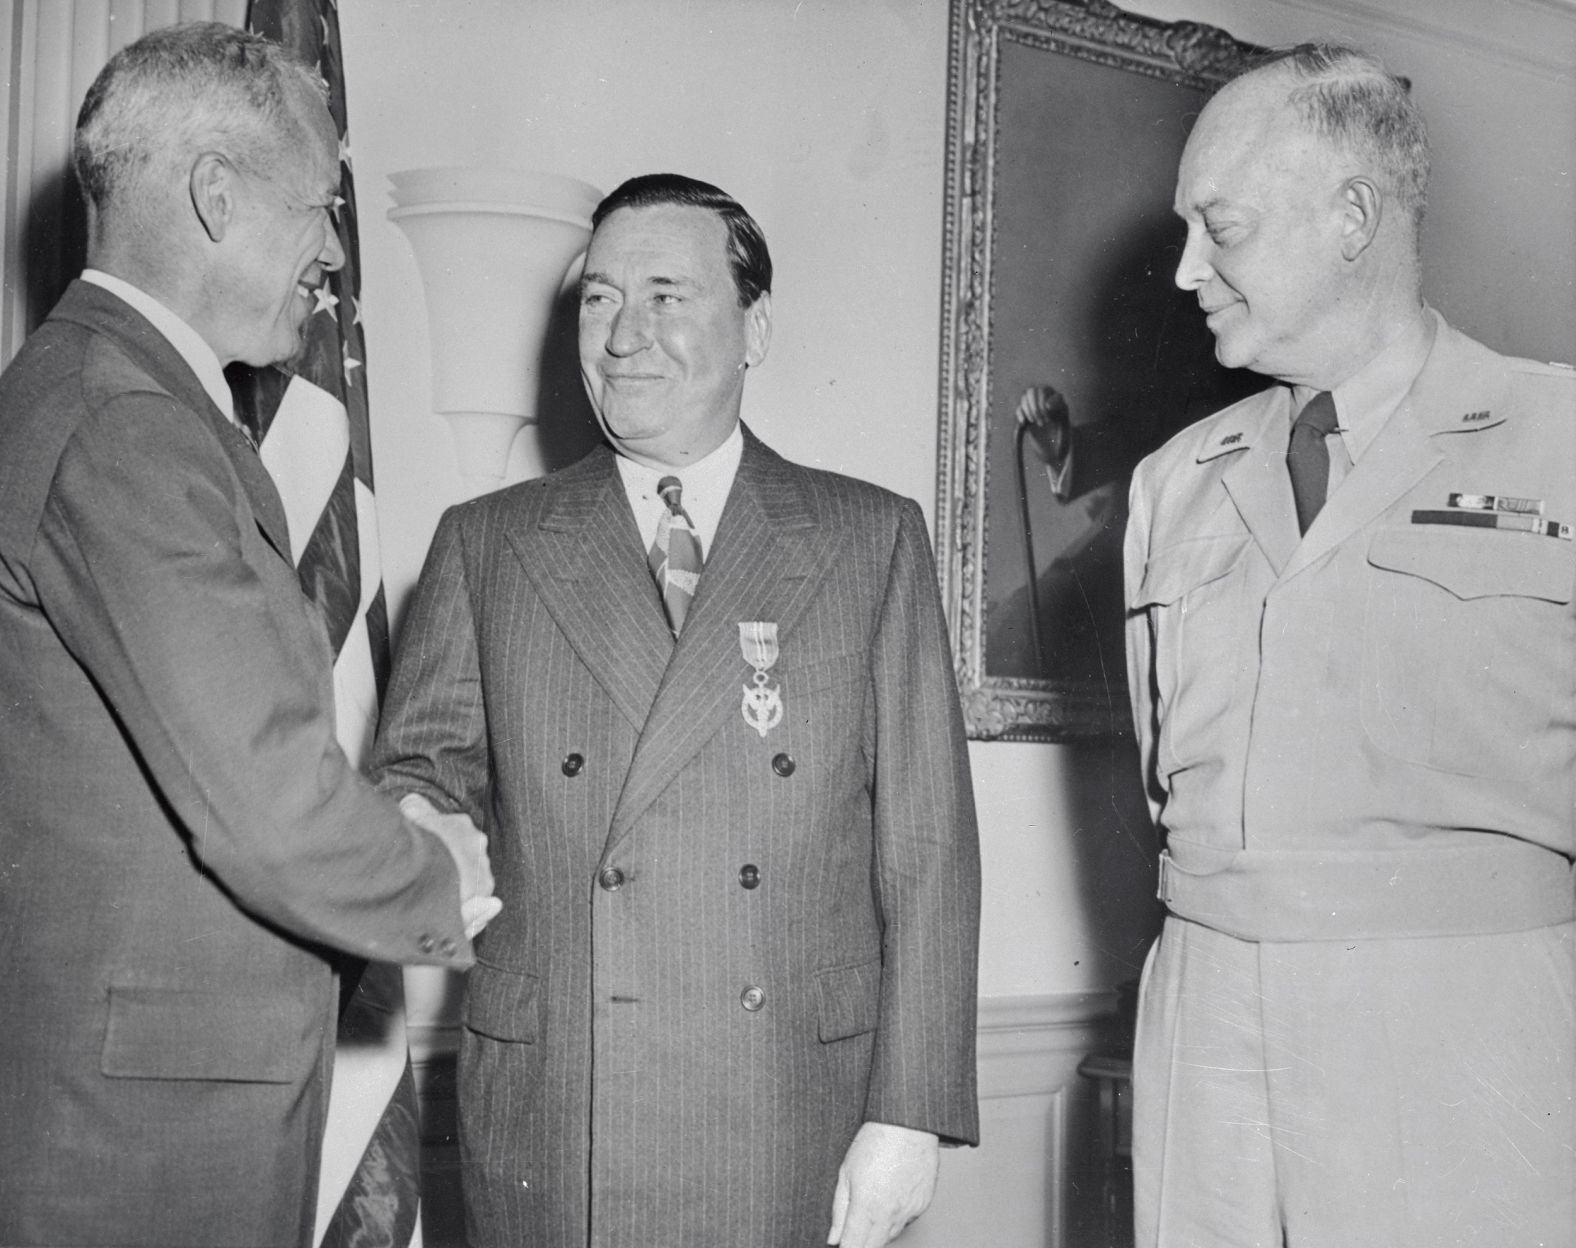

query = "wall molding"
(1273, 0), (1574, 82)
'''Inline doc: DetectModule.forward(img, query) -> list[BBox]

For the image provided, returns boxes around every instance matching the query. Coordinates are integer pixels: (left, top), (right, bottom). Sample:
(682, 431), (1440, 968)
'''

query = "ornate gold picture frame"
(936, 0), (1261, 741)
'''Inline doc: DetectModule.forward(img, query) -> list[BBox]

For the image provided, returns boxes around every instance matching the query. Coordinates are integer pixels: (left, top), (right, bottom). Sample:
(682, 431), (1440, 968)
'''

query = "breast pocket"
(1361, 527), (1574, 778)
(1131, 535), (1252, 774)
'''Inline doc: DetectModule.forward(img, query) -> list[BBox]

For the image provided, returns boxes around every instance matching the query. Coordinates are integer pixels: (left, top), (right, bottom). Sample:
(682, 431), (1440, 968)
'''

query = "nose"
(1174, 224), (1210, 292)
(606, 303), (650, 357)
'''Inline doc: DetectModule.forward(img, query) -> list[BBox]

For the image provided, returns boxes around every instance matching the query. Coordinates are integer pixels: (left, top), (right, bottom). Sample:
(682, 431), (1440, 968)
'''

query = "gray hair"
(73, 21), (326, 215)
(1249, 43), (1430, 234)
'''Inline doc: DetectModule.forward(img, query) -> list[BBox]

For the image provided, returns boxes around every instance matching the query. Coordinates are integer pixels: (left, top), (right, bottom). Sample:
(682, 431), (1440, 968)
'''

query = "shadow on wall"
(509, 279), (604, 479)
(1068, 734), (1163, 1009)
(23, 165), (87, 340)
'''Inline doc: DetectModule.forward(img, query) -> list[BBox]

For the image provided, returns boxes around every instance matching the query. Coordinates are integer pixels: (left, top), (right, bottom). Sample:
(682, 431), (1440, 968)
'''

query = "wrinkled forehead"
(1176, 79), (1323, 210)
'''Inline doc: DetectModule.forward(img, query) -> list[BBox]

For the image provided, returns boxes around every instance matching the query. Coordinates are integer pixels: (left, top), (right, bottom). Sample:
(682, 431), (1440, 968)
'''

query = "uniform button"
(740, 985), (766, 1012)
(439, 938), (457, 957)
(738, 863), (761, 890)
(561, 753), (584, 776)
(598, 866), (625, 892)
(771, 753), (795, 777)
(417, 933), (436, 954)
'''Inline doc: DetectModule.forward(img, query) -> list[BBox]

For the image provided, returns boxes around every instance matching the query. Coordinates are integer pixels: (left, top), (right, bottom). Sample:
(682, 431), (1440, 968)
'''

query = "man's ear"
(744, 291), (772, 368)
(189, 152), (236, 244)
(1338, 176), (1382, 262)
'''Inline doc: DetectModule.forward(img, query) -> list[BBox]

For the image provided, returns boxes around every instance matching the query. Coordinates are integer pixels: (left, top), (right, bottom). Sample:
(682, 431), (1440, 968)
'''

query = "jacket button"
(738, 864), (761, 890)
(438, 937), (456, 957)
(417, 933), (436, 954)
(598, 866), (625, 892)
(771, 753), (795, 777)
(561, 753), (584, 776)
(740, 985), (766, 1012)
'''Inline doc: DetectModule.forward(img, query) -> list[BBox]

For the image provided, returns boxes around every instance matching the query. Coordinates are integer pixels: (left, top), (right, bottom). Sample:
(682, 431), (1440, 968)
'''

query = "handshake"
(399, 793), (503, 940)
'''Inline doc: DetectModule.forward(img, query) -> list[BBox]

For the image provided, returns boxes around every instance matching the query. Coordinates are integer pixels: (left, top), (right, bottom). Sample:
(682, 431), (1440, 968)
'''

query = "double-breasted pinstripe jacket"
(374, 425), (981, 1246)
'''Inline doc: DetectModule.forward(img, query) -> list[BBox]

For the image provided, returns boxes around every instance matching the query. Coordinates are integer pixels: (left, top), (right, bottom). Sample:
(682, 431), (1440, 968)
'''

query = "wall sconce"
(388, 167), (602, 496)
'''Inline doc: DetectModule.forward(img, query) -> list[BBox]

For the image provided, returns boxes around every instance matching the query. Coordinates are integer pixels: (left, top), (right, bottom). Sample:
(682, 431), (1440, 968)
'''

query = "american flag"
(229, 2), (422, 1246)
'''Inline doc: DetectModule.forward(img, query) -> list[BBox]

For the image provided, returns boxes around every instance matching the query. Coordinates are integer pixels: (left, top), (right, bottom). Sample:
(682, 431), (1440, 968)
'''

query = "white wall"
(336, 0), (1573, 1239)
(343, 0), (1575, 1011)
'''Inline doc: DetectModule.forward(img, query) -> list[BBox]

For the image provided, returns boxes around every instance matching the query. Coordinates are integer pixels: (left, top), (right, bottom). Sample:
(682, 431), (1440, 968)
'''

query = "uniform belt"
(1158, 838), (1575, 942)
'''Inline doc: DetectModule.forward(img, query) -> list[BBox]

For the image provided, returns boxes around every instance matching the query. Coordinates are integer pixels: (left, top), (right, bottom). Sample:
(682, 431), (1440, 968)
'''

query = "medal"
(738, 621), (783, 738)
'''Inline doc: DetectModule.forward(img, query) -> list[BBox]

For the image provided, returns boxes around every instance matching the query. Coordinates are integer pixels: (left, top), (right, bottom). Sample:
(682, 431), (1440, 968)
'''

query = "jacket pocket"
(1130, 534), (1252, 773)
(463, 962), (540, 1044)
(1361, 527), (1574, 777)
(101, 985), (314, 1082)
(816, 956), (881, 1043)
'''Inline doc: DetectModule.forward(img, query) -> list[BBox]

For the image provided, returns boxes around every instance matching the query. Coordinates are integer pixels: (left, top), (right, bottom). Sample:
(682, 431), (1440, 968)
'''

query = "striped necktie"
(649, 476), (702, 635)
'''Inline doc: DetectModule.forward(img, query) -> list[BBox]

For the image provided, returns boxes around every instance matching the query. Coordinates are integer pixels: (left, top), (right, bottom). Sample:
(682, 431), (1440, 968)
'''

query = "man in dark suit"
(0, 24), (498, 1248)
(373, 173), (981, 1247)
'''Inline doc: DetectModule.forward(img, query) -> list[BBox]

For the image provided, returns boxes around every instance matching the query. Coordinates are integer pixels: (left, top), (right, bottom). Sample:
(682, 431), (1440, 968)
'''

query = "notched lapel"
(64, 283), (297, 567)
(1221, 403), (1301, 577)
(220, 426), (293, 563)
(604, 437), (831, 853)
(1283, 400), (1442, 580)
(1281, 317), (1492, 581)
(504, 453), (672, 730)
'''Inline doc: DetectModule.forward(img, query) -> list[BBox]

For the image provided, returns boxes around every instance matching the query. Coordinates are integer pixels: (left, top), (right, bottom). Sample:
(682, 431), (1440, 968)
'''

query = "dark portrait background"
(984, 40), (1259, 688)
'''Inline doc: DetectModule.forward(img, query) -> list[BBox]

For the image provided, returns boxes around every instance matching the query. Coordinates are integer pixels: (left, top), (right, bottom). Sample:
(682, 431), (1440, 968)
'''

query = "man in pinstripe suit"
(373, 174), (981, 1246)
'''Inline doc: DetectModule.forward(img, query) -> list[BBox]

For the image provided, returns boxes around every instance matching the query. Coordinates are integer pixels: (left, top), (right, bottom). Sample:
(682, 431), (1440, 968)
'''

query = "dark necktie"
(1287, 391), (1340, 534)
(649, 476), (702, 635)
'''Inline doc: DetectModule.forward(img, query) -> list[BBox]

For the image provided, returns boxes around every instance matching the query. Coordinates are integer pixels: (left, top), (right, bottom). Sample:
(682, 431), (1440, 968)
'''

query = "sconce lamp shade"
(388, 167), (602, 494)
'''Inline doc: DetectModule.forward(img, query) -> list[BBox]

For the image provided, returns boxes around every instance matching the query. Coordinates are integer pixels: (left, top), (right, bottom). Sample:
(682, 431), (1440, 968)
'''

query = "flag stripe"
(234, 2), (421, 1245)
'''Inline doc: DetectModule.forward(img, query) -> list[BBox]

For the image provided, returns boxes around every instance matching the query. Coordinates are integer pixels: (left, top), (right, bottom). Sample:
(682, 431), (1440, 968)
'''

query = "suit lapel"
(506, 448), (673, 731)
(1281, 313), (1505, 582)
(604, 429), (831, 854)
(55, 281), (294, 564)
(1218, 396), (1301, 576)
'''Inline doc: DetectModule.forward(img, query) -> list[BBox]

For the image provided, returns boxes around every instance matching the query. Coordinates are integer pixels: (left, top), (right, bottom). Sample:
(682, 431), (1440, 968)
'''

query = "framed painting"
(935, 0), (1262, 740)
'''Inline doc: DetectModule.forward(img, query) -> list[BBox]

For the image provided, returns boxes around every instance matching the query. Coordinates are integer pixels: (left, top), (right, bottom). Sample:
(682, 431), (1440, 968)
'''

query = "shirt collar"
(81, 269), (237, 425)
(1293, 307), (1434, 464)
(614, 423), (745, 557)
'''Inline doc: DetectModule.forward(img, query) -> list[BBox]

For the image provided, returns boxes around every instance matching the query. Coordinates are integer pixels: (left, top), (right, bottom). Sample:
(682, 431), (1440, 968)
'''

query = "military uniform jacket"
(374, 426), (981, 1247)
(1125, 309), (1576, 940)
(0, 282), (472, 1248)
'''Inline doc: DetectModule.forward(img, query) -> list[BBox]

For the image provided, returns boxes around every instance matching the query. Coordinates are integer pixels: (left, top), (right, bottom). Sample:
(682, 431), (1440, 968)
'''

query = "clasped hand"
(398, 793), (502, 939)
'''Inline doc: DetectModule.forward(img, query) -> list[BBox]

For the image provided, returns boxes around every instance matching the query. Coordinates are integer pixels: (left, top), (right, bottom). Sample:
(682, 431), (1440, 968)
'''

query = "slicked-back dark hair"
(1244, 42), (1430, 234)
(591, 173), (772, 307)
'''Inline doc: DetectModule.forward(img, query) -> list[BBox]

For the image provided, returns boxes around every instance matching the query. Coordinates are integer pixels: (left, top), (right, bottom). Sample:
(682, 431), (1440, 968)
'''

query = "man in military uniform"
(1126, 43), (1574, 1246)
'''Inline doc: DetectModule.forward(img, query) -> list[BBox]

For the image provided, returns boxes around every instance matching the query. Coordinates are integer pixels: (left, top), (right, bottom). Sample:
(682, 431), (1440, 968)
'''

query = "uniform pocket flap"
(463, 963), (540, 1044)
(101, 985), (313, 1082)
(816, 956), (881, 1043)
(1368, 527), (1573, 603)
(1132, 535), (1249, 608)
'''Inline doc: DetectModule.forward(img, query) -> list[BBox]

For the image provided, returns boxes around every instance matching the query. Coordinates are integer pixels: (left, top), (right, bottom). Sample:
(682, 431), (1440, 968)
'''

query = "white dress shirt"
(1289, 306), (1435, 499)
(80, 268), (238, 426)
(614, 423), (744, 561)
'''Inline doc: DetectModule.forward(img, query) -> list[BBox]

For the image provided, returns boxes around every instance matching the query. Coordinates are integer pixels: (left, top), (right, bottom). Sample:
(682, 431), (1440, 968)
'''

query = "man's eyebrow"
(580, 271), (701, 290)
